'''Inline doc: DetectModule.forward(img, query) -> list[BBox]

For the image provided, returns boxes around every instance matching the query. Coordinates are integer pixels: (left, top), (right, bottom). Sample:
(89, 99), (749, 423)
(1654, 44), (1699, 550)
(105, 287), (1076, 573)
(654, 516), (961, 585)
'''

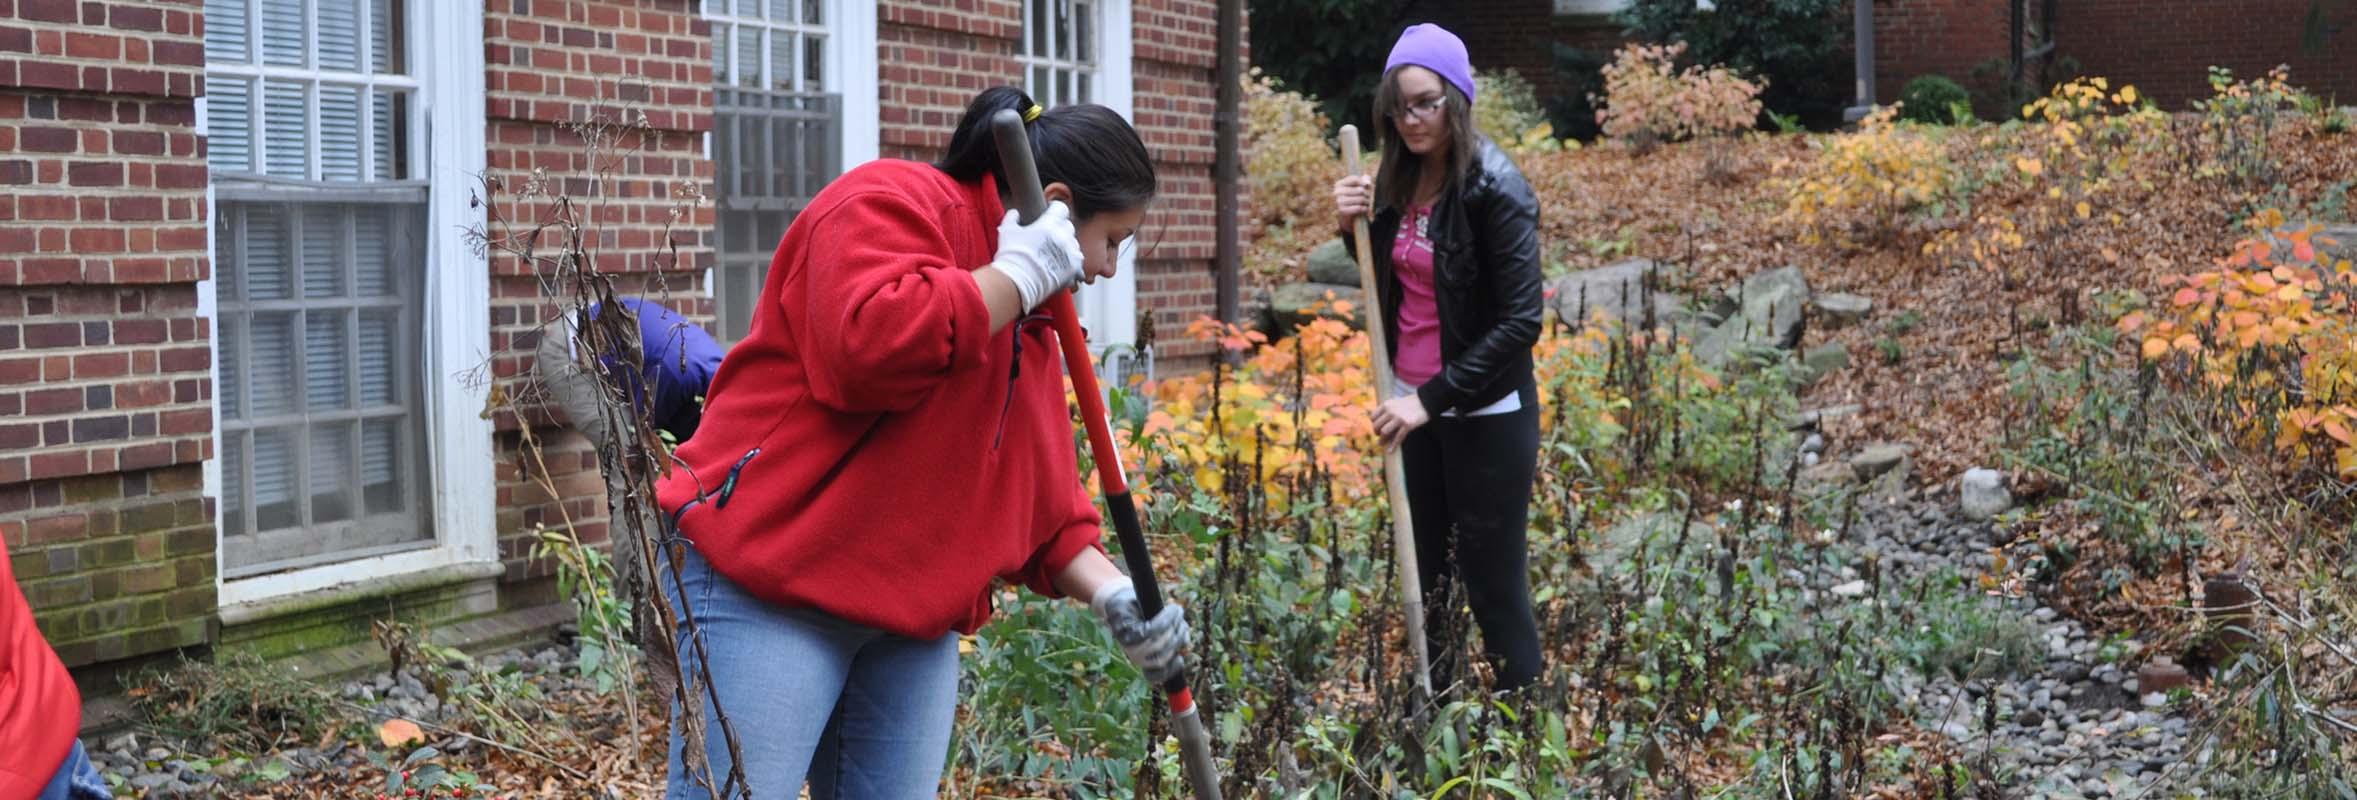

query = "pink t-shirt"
(1390, 204), (1443, 387)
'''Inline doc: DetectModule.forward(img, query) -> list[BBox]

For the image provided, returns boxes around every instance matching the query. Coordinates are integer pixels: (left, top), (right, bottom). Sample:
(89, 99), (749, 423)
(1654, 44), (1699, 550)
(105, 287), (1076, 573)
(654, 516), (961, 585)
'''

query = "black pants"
(1399, 387), (1544, 694)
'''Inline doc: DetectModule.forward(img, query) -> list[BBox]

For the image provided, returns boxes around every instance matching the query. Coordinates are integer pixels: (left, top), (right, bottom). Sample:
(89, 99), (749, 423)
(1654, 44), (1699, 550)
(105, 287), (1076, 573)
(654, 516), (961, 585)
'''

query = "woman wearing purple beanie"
(1333, 23), (1547, 695)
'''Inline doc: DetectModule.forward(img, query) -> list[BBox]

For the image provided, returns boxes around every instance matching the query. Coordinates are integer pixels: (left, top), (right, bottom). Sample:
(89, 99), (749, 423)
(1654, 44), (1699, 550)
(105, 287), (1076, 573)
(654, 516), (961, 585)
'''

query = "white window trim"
(211, 0), (496, 608)
(1068, 0), (1136, 353)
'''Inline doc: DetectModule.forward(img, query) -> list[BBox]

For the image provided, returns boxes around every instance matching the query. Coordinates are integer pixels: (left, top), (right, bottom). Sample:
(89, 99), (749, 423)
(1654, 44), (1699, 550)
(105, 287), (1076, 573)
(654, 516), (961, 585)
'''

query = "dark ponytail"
(936, 86), (1157, 219)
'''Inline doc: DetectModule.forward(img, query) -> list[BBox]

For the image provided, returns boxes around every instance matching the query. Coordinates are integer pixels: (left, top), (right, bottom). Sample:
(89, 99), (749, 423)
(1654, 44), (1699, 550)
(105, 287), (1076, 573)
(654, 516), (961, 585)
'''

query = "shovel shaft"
(991, 109), (1221, 800)
(1338, 124), (1435, 700)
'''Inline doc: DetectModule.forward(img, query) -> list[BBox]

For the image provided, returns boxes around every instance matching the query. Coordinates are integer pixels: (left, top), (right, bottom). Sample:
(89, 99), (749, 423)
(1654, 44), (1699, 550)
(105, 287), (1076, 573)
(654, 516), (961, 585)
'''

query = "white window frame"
(700, 0), (877, 341)
(204, 0), (494, 607)
(1020, 0), (1136, 353)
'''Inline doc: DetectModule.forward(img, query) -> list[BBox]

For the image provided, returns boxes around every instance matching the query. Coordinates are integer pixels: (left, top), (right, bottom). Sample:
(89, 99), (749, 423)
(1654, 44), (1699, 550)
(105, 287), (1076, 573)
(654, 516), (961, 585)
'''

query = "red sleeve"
(1014, 469), (1106, 599)
(791, 189), (995, 414)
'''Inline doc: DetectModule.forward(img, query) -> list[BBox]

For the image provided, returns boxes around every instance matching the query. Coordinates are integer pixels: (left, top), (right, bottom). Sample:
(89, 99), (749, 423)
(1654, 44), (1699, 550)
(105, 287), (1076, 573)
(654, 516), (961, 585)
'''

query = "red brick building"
(2, 0), (1224, 698)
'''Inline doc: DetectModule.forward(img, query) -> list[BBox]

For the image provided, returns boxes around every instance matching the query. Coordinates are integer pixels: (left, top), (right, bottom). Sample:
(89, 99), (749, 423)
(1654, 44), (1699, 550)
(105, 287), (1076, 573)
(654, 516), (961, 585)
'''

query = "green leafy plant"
(1899, 75), (1973, 125)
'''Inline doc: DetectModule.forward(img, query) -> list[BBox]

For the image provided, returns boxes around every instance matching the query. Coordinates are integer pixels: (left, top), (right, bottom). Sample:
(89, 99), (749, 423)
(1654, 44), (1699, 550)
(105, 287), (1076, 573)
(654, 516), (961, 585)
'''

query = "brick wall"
(2053, 0), (2357, 109)
(481, 0), (714, 591)
(0, 0), (218, 670)
(878, 0), (1224, 364)
(1871, 0), (2014, 107)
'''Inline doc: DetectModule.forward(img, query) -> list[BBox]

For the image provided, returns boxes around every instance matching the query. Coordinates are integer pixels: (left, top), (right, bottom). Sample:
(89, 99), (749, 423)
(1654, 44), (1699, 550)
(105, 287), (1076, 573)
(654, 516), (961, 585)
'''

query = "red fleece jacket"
(3, 543), (80, 798)
(654, 159), (1102, 639)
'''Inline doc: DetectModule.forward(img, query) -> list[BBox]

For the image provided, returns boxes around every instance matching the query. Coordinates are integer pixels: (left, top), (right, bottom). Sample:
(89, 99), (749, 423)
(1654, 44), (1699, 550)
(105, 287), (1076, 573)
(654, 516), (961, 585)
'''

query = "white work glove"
(990, 201), (1086, 312)
(1091, 581), (1190, 685)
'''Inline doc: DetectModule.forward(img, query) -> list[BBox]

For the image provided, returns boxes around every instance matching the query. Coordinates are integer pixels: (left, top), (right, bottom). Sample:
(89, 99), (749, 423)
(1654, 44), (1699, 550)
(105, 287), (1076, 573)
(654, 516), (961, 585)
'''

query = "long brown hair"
(1371, 65), (1478, 214)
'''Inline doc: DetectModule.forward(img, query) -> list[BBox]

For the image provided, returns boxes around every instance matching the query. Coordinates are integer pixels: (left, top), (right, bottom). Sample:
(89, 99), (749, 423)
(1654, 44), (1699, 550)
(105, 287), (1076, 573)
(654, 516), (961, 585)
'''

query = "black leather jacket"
(1359, 136), (1545, 416)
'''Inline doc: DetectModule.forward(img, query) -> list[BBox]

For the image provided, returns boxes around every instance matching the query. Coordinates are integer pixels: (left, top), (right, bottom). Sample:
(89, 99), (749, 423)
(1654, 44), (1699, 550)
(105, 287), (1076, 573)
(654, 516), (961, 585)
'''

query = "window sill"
(218, 558), (504, 627)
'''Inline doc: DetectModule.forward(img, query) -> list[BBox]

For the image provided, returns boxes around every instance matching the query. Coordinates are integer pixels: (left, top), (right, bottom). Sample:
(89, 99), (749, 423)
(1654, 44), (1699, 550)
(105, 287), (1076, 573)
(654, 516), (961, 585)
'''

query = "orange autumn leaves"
(1083, 294), (1623, 512)
(2122, 213), (2357, 478)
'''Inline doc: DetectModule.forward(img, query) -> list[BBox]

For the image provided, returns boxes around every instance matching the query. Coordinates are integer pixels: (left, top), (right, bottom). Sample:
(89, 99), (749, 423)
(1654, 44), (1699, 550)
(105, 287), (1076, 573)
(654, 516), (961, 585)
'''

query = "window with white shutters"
(206, 0), (429, 577)
(706, 0), (843, 343)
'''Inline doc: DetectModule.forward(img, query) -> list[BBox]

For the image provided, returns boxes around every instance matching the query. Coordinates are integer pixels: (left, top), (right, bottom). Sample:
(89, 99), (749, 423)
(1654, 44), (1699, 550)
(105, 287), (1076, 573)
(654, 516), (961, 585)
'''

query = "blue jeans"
(660, 543), (961, 799)
(38, 741), (111, 800)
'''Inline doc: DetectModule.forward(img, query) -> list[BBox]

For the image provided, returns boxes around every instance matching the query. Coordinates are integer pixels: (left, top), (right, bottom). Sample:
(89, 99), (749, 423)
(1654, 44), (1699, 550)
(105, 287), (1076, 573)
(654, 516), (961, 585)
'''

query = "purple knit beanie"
(1384, 24), (1475, 104)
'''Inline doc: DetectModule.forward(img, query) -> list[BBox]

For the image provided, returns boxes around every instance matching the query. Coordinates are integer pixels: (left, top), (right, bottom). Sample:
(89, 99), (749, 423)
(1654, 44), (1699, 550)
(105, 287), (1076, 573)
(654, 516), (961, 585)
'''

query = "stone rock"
(131, 774), (173, 791)
(1797, 460), (1856, 496)
(1830, 580), (1868, 598)
(1546, 259), (1690, 332)
(1799, 342), (1850, 385)
(2319, 224), (2357, 267)
(2136, 659), (2191, 694)
(1305, 238), (1361, 287)
(1813, 292), (1873, 327)
(1260, 283), (1364, 339)
(1695, 266), (1810, 366)
(1960, 467), (2013, 520)
(1850, 444), (1912, 482)
(105, 733), (137, 756)
(145, 747), (170, 761)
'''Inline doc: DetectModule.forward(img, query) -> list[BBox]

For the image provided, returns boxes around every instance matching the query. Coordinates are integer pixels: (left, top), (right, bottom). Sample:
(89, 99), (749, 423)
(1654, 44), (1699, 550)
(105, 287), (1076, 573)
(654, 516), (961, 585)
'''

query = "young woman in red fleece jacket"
(650, 86), (1187, 798)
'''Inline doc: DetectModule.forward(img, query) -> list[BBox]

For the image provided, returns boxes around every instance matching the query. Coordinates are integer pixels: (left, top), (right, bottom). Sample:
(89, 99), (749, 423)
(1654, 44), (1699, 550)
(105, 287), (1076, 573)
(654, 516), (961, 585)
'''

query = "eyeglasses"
(1387, 96), (1446, 122)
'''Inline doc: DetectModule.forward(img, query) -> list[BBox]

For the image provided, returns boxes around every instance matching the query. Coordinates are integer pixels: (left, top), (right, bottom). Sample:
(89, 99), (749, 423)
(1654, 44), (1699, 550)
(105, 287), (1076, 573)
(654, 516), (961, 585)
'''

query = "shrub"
(1774, 106), (1958, 247)
(1241, 70), (1347, 284)
(1620, 0), (1853, 127)
(1592, 42), (1765, 151)
(1898, 74), (1973, 125)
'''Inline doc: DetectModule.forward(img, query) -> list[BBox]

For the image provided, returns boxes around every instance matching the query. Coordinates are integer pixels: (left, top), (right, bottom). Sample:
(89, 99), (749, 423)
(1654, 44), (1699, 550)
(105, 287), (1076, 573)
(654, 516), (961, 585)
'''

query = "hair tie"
(1023, 104), (1044, 123)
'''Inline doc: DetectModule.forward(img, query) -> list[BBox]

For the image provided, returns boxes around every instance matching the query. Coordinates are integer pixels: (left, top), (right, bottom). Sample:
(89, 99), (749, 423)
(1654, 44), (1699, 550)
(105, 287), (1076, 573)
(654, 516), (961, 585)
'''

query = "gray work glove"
(1091, 582), (1189, 685)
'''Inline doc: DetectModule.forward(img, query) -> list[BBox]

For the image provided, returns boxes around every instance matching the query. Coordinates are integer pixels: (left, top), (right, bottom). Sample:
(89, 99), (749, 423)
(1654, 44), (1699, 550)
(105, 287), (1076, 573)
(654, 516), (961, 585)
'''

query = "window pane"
(249, 313), (298, 418)
(1029, 0), (1048, 58)
(371, 90), (408, 180)
(319, 0), (361, 70)
(320, 85), (365, 181)
(244, 204), (293, 300)
(359, 310), (397, 406)
(371, 0), (400, 74)
(804, 0), (822, 25)
(735, 0), (762, 16)
(355, 205), (394, 296)
(1053, 0), (1072, 60)
(802, 115), (828, 197)
(1078, 72), (1091, 103)
(713, 23), (732, 85)
(261, 0), (306, 67)
(305, 311), (351, 411)
(736, 26), (761, 88)
(301, 205), (347, 297)
(723, 264), (756, 342)
(804, 35), (825, 91)
(1076, 1), (1093, 64)
(782, 114), (810, 199)
(1057, 71), (1071, 107)
(362, 418), (404, 514)
(252, 428), (299, 532)
(222, 434), (248, 536)
(309, 422), (355, 525)
(206, 0), (250, 62)
(220, 317), (244, 420)
(262, 80), (310, 179)
(206, 78), (253, 174)
(769, 0), (791, 22)
(770, 29), (794, 91)
(1031, 66), (1048, 98)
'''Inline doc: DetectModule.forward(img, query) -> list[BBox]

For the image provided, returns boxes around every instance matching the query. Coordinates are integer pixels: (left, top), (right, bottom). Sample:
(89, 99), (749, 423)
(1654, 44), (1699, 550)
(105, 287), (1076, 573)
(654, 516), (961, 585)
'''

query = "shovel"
(990, 109), (1224, 800)
(1337, 124), (1436, 702)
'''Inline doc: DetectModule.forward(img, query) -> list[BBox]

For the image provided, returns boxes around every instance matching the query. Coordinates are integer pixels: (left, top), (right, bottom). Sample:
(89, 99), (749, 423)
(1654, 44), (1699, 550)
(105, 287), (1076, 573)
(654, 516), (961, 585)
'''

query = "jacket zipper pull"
(713, 447), (761, 508)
